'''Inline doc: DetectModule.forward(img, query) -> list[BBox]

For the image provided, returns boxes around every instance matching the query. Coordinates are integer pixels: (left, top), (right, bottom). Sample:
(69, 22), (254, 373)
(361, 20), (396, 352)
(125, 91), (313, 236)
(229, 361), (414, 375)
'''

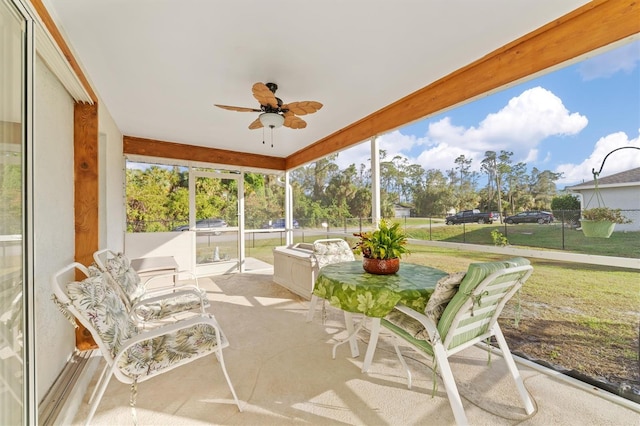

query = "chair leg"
(433, 343), (468, 426)
(87, 362), (109, 405)
(85, 367), (115, 426)
(494, 326), (535, 415)
(391, 337), (412, 389)
(214, 347), (242, 412)
(390, 337), (412, 389)
(306, 295), (319, 322)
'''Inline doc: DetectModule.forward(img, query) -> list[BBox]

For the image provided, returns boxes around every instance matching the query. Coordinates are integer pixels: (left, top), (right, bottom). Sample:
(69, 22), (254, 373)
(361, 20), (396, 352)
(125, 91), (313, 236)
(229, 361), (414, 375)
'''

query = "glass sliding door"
(0, 0), (27, 423)
(190, 171), (241, 275)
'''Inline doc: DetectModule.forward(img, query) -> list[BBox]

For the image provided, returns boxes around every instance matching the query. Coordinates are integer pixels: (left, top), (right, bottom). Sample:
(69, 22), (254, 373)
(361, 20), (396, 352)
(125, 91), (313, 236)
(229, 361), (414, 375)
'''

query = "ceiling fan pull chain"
(262, 127), (265, 145)
(271, 126), (274, 148)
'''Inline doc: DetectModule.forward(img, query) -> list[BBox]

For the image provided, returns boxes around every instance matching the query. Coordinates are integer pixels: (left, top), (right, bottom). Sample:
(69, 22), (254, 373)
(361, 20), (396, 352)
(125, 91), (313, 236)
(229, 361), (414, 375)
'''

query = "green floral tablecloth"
(313, 261), (448, 318)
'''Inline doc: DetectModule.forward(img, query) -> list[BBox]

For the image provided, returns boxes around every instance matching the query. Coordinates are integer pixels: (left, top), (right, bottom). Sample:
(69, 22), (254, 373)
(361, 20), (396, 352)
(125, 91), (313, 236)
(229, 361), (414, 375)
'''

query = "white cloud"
(334, 131), (422, 170)
(524, 149), (539, 163)
(333, 141), (373, 170)
(334, 87), (594, 180)
(555, 130), (640, 186)
(578, 40), (640, 81)
(389, 87), (586, 173)
(475, 87), (587, 148)
(415, 142), (479, 173)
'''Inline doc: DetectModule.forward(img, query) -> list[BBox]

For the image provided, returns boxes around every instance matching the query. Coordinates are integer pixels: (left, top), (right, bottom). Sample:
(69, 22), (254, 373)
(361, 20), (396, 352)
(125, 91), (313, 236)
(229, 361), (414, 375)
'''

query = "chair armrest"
(132, 287), (207, 309)
(141, 283), (202, 298)
(143, 270), (200, 291)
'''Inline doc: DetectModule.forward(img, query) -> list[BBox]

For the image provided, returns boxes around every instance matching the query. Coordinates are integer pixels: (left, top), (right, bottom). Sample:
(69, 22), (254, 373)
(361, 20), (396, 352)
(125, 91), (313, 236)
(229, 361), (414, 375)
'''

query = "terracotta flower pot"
(362, 257), (400, 275)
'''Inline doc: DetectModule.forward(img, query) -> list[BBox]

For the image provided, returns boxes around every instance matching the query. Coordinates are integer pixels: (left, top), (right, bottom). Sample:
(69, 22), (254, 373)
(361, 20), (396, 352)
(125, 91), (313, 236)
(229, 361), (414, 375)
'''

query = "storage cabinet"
(272, 243), (317, 300)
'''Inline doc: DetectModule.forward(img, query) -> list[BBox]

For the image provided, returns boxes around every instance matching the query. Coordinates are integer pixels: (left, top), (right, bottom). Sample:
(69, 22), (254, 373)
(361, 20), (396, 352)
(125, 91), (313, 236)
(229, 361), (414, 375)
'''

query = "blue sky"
(336, 39), (640, 188)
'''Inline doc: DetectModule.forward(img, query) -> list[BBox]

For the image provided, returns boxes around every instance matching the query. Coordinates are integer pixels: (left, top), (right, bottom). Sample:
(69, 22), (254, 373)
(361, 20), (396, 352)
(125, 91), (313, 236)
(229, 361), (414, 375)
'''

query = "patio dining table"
(313, 260), (448, 372)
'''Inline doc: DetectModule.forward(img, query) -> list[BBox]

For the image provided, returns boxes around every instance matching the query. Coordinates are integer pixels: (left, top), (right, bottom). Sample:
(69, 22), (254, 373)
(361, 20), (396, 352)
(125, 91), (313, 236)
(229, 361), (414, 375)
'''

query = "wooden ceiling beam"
(123, 136), (286, 170)
(285, 0), (640, 170)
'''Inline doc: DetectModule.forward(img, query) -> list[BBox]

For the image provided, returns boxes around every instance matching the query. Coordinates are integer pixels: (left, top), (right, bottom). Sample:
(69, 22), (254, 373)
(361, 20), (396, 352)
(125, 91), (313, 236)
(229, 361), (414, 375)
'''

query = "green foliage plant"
(490, 229), (509, 246)
(551, 194), (581, 225)
(551, 194), (580, 210)
(352, 219), (410, 260)
(581, 207), (631, 224)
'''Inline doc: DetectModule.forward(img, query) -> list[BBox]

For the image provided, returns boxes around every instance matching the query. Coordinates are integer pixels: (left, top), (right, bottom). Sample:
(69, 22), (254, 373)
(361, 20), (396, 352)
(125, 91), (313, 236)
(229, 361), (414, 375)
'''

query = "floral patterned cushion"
(66, 271), (138, 358)
(424, 272), (466, 324)
(383, 272), (466, 341)
(312, 239), (355, 270)
(104, 252), (145, 304)
(134, 289), (210, 321)
(116, 319), (224, 379)
(66, 273), (224, 380)
(101, 252), (210, 322)
(384, 309), (427, 340)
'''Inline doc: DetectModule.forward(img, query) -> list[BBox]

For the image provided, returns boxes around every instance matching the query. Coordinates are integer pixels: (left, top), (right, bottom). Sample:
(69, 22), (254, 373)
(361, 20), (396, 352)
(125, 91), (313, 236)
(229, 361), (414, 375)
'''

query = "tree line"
(126, 150), (565, 231)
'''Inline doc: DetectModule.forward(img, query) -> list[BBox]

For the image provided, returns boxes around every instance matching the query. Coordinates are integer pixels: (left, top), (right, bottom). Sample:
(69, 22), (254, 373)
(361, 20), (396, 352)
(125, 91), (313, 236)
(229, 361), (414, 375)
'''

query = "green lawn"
(404, 223), (640, 258)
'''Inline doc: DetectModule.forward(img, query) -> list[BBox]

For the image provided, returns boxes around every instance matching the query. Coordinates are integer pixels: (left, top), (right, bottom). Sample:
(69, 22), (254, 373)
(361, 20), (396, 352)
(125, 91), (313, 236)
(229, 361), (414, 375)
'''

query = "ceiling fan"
(214, 82), (323, 130)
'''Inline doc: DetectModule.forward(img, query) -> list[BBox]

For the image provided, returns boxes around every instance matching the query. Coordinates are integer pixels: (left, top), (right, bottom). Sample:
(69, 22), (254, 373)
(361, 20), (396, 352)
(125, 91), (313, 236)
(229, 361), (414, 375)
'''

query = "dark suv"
(504, 211), (554, 224)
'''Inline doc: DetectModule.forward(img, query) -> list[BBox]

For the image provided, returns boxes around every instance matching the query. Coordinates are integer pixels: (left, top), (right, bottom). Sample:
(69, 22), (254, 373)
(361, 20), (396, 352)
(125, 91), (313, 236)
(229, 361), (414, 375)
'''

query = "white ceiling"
(43, 0), (591, 160)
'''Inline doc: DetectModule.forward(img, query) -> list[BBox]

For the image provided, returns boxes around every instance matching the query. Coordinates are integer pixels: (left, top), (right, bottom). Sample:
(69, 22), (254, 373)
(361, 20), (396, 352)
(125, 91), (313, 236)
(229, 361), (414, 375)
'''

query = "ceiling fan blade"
(248, 117), (263, 130)
(215, 104), (261, 112)
(252, 82), (279, 109)
(284, 115), (307, 129)
(282, 101), (323, 116)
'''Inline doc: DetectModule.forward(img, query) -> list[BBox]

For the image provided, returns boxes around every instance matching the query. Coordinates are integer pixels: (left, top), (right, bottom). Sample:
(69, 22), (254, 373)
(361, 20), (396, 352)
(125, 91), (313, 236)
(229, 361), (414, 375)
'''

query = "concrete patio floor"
(70, 263), (639, 425)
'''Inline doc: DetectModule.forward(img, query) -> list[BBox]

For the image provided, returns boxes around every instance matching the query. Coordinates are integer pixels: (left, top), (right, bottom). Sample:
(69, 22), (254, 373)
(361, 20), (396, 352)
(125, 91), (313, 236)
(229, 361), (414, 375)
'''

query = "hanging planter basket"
(578, 147), (638, 239)
(580, 219), (616, 238)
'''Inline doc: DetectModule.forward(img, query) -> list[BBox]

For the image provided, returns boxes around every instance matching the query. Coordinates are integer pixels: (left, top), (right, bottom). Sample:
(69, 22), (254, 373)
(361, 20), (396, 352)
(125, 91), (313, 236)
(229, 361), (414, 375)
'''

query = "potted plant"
(352, 219), (410, 274)
(580, 207), (631, 238)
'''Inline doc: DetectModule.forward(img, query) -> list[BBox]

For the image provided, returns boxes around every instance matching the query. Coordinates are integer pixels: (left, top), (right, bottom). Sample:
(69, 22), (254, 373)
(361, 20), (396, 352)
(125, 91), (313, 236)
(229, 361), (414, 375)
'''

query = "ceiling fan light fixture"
(259, 112), (284, 128)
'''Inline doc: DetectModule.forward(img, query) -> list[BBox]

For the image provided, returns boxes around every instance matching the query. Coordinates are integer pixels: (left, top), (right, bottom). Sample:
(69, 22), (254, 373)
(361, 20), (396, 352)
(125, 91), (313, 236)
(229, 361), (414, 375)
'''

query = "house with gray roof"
(568, 167), (640, 232)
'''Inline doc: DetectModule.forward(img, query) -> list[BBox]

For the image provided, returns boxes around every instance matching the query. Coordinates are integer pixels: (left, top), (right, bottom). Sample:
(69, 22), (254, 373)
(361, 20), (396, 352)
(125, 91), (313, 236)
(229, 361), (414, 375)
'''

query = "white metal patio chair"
(93, 249), (209, 323)
(381, 259), (535, 425)
(305, 238), (356, 322)
(305, 238), (361, 356)
(51, 262), (241, 425)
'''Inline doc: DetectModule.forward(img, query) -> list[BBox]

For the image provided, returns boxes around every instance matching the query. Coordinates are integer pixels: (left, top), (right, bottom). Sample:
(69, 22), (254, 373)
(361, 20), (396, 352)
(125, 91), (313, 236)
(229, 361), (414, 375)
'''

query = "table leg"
(361, 317), (381, 373)
(331, 311), (362, 359)
(344, 312), (360, 358)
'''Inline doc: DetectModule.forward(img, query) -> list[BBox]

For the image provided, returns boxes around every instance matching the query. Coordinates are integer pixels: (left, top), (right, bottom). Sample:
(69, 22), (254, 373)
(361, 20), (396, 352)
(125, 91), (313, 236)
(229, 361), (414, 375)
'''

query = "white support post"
(238, 171), (246, 272)
(285, 171), (293, 246)
(188, 165), (195, 227)
(371, 136), (381, 225)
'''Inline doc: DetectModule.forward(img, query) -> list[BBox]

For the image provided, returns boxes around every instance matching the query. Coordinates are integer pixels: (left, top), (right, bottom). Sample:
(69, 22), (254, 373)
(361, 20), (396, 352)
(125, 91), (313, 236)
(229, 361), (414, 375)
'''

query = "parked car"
(172, 218), (228, 234)
(445, 209), (495, 225)
(262, 218), (300, 229)
(504, 211), (554, 224)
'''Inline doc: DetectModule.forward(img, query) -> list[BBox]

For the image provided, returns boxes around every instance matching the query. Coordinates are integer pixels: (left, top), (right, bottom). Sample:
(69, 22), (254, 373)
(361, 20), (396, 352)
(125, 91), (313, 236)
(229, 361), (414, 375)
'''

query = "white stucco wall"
(33, 60), (125, 402)
(34, 57), (76, 401)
